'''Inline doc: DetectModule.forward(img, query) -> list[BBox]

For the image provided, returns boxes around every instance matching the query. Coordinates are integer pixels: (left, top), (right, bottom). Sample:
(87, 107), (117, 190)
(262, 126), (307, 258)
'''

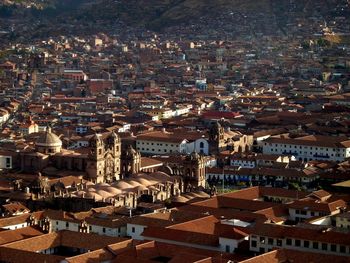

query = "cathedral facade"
(85, 132), (121, 183)
(20, 128), (123, 183)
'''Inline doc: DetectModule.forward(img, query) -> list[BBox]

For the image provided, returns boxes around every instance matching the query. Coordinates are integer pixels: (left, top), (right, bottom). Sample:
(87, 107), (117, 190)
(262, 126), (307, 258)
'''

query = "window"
(268, 238), (274, 245)
(340, 245), (346, 253)
(103, 227), (106, 233)
(66, 222), (69, 228)
(286, 238), (292, 245)
(132, 227), (135, 233)
(322, 243), (328, 251)
(259, 237), (265, 244)
(200, 142), (204, 148)
(56, 221), (58, 225)
(313, 242), (319, 249)
(251, 240), (257, 247)
(331, 244), (337, 252)
(89, 226), (92, 230)
(304, 241), (310, 248)
(295, 240), (301, 247)
(276, 239), (282, 247)
(225, 245), (230, 253)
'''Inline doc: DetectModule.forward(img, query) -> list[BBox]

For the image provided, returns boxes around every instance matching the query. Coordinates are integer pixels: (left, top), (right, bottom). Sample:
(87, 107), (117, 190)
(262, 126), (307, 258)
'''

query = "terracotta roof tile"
(142, 226), (219, 246)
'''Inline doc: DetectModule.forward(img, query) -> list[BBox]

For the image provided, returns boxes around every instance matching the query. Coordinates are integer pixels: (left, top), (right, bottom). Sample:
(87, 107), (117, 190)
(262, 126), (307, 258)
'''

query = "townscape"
(0, 0), (350, 262)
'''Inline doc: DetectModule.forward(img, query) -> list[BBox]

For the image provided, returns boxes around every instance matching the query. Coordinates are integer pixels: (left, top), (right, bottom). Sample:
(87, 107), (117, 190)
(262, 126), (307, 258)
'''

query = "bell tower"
(86, 134), (105, 183)
(183, 152), (206, 189)
(209, 121), (225, 154)
(105, 131), (122, 181)
(122, 145), (141, 178)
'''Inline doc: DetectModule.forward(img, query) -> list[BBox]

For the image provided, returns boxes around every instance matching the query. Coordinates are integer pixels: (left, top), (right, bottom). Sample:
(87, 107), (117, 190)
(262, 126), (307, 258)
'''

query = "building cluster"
(0, 187), (349, 262)
(0, 1), (349, 261)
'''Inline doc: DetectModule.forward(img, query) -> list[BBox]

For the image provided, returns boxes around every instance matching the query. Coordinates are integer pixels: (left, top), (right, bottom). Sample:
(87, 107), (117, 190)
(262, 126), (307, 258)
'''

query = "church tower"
(183, 152), (206, 189)
(121, 145), (141, 178)
(86, 134), (105, 183)
(105, 131), (121, 181)
(209, 121), (225, 154)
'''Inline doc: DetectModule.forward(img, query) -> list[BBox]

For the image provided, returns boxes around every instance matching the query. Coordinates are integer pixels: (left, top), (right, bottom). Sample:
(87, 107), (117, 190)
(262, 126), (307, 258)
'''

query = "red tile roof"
(239, 248), (350, 263)
(142, 226), (220, 246)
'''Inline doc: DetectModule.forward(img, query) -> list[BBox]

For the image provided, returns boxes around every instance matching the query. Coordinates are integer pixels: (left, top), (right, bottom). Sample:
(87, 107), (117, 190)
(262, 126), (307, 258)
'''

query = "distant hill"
(0, 0), (349, 39)
(67, 0), (348, 32)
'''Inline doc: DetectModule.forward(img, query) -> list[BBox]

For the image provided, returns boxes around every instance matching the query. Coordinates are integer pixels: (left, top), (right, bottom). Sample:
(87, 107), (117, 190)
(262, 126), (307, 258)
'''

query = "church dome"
(36, 127), (62, 147)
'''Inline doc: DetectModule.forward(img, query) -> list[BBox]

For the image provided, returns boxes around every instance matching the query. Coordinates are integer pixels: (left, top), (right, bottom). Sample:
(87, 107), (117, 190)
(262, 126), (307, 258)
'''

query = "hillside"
(0, 0), (349, 40)
(68, 0), (347, 35)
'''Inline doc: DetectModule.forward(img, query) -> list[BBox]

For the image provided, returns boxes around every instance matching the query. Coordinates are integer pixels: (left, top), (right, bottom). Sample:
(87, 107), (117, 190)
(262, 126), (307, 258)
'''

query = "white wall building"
(137, 131), (210, 155)
(127, 223), (146, 240)
(262, 135), (350, 162)
(136, 138), (187, 155)
(185, 138), (209, 155)
(250, 224), (350, 256)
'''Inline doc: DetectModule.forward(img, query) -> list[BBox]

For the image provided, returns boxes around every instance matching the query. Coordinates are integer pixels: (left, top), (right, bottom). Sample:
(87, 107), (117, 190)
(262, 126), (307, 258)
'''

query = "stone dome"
(171, 195), (189, 203)
(36, 126), (62, 147)
(127, 180), (141, 187)
(36, 126), (62, 154)
(105, 186), (122, 195)
(96, 190), (113, 198)
(113, 181), (133, 189)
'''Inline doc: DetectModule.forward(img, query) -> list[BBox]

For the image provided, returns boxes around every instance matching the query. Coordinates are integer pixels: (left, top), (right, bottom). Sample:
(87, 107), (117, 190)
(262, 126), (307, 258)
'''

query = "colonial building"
(121, 145), (141, 177)
(20, 127), (122, 183)
(158, 152), (206, 189)
(209, 122), (253, 154)
(262, 135), (350, 162)
(85, 132), (121, 183)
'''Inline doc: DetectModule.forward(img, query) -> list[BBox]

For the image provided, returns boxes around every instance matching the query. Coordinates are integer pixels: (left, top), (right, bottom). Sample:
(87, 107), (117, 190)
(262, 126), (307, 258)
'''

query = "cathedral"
(11, 126), (214, 209)
(19, 127), (206, 191)
(20, 127), (122, 183)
